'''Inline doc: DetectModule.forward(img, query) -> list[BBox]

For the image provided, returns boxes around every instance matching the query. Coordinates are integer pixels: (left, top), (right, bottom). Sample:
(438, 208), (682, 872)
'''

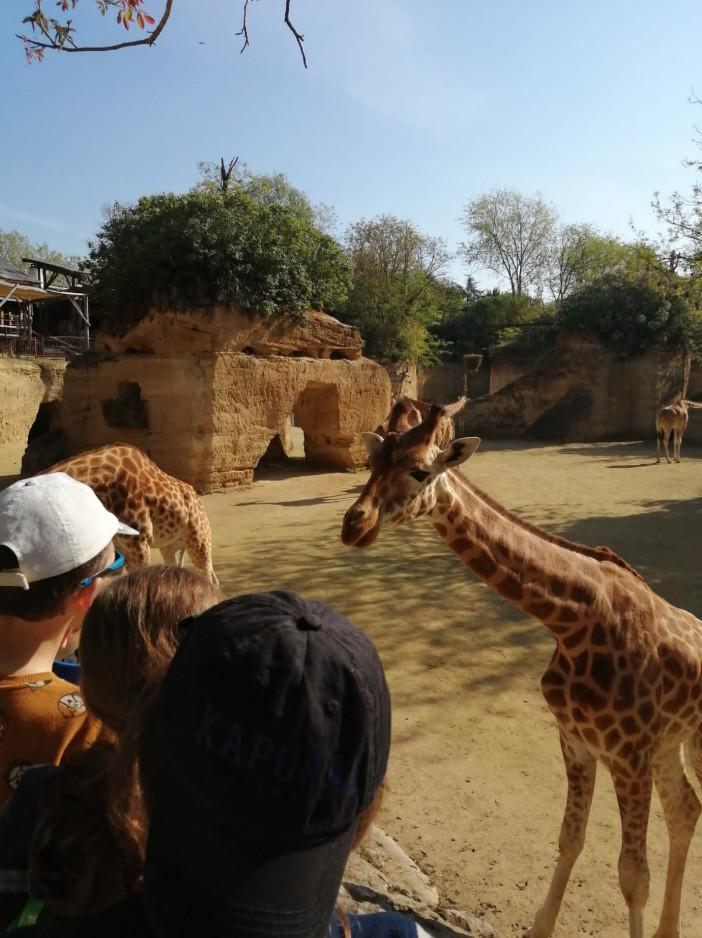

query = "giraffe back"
(39, 444), (218, 584)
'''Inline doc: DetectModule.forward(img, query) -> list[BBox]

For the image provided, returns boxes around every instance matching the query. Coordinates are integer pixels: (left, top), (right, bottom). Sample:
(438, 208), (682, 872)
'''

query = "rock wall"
(27, 310), (390, 490)
(0, 357), (65, 445)
(682, 361), (702, 444)
(465, 334), (686, 441)
(98, 305), (362, 360)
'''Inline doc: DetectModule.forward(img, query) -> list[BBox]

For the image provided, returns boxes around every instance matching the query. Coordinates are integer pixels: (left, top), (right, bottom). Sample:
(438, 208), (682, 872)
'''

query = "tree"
(546, 223), (595, 302)
(339, 215), (453, 363)
(0, 227), (82, 288)
(18, 1), (307, 65)
(434, 290), (552, 359)
(460, 189), (557, 296)
(86, 188), (351, 333)
(556, 274), (702, 355)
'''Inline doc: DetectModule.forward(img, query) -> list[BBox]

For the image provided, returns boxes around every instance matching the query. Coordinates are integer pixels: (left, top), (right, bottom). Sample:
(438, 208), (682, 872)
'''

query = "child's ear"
(71, 581), (97, 613)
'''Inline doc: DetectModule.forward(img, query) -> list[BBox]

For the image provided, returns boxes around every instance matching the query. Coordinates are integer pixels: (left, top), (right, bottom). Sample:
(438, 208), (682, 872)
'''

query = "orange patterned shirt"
(0, 672), (102, 805)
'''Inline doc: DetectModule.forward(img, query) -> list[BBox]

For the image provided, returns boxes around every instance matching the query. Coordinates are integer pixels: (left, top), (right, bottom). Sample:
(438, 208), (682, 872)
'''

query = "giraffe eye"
(409, 468), (430, 483)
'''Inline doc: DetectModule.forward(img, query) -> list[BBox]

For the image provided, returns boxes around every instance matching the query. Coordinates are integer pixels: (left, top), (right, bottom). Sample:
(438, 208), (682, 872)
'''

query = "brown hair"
(80, 565), (222, 733)
(0, 544), (113, 622)
(29, 743), (138, 919)
(29, 566), (222, 918)
(335, 783), (386, 937)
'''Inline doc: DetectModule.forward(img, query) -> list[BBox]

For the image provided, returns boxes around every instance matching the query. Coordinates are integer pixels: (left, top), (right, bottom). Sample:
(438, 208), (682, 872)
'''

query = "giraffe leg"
(651, 745), (700, 938)
(160, 545), (178, 566)
(117, 534), (151, 569)
(527, 734), (596, 938)
(663, 431), (672, 464)
(675, 429), (684, 462)
(656, 429), (663, 463)
(611, 757), (652, 938)
(185, 528), (219, 587)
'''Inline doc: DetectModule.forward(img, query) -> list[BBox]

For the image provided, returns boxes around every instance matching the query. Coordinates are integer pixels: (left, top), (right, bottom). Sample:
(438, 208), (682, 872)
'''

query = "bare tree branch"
(284, 0), (306, 68)
(236, 0), (250, 54)
(18, 1), (308, 66)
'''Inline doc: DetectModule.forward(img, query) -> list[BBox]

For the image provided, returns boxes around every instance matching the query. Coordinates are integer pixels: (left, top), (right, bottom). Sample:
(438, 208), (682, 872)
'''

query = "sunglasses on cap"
(79, 551), (126, 589)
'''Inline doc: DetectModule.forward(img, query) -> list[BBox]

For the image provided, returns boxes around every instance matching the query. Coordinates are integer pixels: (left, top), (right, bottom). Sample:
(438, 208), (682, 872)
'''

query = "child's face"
(62, 546), (119, 654)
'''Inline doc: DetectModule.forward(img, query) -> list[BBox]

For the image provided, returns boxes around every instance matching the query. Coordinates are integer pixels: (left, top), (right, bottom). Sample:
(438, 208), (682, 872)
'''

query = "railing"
(0, 332), (91, 360)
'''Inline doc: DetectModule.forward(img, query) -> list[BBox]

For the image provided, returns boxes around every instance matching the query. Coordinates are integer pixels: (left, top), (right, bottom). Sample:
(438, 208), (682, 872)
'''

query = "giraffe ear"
(362, 432), (384, 457)
(432, 437), (481, 473)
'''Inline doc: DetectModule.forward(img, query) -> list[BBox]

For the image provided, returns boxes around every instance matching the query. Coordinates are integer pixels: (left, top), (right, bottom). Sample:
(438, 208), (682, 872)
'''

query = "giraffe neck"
(427, 471), (609, 636)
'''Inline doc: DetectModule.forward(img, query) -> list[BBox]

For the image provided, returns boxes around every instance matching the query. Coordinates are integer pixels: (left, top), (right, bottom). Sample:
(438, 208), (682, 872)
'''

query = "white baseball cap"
(0, 473), (138, 590)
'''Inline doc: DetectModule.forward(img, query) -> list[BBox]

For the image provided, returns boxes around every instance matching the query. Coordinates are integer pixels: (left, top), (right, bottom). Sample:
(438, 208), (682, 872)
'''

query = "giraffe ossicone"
(40, 443), (218, 586)
(342, 397), (702, 938)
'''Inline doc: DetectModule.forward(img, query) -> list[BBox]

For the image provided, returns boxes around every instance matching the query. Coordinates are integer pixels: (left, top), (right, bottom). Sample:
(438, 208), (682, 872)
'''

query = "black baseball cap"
(144, 591), (391, 938)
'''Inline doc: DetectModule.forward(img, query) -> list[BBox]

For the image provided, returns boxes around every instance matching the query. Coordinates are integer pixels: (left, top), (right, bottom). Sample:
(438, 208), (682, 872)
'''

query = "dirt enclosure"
(3, 438), (702, 936)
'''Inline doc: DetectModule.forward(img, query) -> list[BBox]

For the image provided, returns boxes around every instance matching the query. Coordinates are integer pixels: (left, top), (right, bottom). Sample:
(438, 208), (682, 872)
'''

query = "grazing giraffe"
(656, 399), (702, 464)
(341, 397), (702, 938)
(40, 443), (218, 585)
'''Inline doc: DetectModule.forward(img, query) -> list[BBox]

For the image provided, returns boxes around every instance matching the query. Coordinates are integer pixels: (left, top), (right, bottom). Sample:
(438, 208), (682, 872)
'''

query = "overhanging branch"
(19, 0), (173, 55)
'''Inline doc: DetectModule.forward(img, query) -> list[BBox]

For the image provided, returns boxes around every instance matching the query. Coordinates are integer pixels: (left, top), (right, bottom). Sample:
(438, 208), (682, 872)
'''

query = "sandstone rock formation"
(0, 357), (65, 445)
(464, 333), (687, 442)
(98, 306), (362, 360)
(24, 309), (390, 490)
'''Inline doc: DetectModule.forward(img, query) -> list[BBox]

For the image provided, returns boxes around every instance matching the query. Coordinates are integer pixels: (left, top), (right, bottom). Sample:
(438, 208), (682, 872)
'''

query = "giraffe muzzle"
(341, 504), (380, 548)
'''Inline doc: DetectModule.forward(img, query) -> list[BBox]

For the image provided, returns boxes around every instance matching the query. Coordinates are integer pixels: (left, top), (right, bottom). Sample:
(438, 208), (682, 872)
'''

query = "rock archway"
(24, 308), (391, 491)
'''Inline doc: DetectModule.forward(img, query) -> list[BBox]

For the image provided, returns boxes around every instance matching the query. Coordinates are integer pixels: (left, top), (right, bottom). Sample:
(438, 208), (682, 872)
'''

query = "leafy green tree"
(0, 227), (82, 286)
(434, 290), (552, 358)
(556, 274), (702, 355)
(461, 189), (557, 296)
(339, 215), (452, 363)
(86, 188), (351, 333)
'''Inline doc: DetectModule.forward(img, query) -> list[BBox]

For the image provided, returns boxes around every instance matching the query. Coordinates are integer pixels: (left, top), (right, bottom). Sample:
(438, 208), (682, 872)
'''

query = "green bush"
(556, 275), (702, 355)
(87, 189), (352, 333)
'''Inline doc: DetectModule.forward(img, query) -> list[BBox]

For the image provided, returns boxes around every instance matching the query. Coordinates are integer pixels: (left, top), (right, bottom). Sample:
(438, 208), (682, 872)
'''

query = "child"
(25, 567), (223, 920)
(0, 473), (138, 806)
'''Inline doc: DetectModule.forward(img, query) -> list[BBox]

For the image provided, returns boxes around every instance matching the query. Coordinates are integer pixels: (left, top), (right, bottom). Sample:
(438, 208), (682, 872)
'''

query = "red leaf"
(143, 13), (155, 23)
(137, 11), (144, 28)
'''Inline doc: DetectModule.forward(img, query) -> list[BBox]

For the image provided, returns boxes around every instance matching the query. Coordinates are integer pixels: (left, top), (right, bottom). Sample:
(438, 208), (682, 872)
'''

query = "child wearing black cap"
(6, 591), (436, 937)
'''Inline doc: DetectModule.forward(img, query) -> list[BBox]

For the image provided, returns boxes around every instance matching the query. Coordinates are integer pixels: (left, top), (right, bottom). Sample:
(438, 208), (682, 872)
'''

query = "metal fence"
(0, 332), (89, 360)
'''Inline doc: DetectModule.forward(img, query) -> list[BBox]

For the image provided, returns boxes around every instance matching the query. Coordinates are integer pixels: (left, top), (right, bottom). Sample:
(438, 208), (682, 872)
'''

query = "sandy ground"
(3, 438), (702, 937)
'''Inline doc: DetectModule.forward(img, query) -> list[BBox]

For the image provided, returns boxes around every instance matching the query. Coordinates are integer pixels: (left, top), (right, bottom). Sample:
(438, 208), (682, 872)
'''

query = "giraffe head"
(342, 397), (480, 548)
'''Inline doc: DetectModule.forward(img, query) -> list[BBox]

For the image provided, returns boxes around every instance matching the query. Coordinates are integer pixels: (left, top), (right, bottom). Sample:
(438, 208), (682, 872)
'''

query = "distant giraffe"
(342, 397), (702, 938)
(655, 399), (702, 463)
(40, 444), (218, 585)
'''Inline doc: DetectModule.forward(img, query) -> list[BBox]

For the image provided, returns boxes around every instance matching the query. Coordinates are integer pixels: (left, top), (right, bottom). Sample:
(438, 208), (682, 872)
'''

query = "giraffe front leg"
(117, 534), (151, 569)
(653, 742), (702, 938)
(160, 545), (178, 566)
(611, 756), (652, 938)
(526, 734), (596, 938)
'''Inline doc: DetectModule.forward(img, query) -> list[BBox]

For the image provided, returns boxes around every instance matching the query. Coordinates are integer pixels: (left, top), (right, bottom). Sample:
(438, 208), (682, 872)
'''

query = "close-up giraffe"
(341, 396), (702, 938)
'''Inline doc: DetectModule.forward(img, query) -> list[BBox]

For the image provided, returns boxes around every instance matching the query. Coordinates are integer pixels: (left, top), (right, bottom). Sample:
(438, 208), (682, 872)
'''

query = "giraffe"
(341, 397), (702, 938)
(40, 443), (218, 586)
(374, 396), (456, 449)
(656, 399), (702, 464)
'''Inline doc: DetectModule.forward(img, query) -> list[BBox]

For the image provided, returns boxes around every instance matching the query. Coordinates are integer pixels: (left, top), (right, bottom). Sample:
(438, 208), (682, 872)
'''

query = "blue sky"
(1, 0), (702, 287)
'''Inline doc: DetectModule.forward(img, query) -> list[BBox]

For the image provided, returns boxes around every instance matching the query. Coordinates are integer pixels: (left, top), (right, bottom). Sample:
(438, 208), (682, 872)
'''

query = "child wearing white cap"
(0, 473), (138, 805)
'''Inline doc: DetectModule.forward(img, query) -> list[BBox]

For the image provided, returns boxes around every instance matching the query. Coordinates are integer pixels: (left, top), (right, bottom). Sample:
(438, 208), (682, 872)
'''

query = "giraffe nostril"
(345, 506), (365, 525)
